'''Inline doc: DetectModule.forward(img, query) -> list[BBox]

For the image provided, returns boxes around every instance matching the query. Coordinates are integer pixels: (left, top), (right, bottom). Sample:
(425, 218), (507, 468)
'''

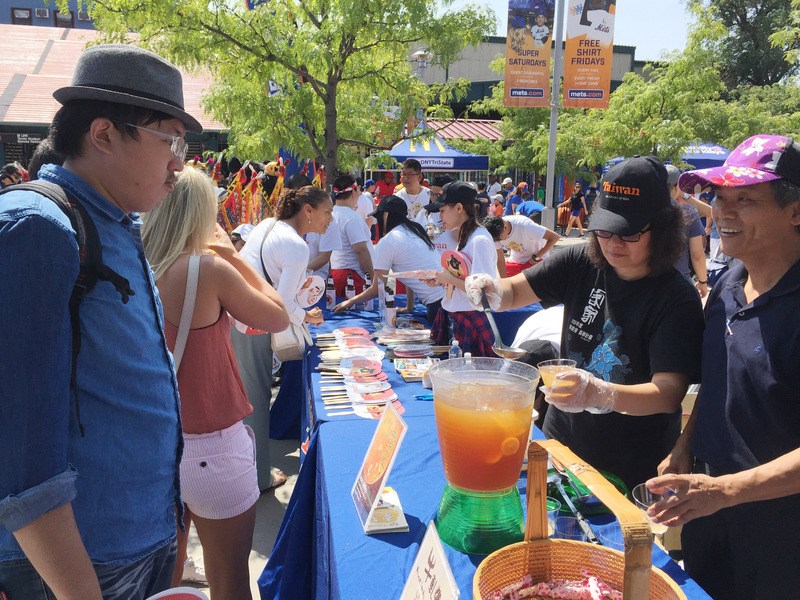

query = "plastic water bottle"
(448, 339), (462, 360)
(362, 272), (374, 311)
(325, 274), (335, 309)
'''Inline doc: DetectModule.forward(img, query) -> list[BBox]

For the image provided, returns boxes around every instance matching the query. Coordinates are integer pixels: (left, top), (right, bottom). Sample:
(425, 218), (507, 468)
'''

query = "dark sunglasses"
(594, 226), (651, 243)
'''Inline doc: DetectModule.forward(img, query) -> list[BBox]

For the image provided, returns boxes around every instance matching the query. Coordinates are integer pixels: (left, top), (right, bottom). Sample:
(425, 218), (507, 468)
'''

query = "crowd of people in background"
(2, 42), (799, 600)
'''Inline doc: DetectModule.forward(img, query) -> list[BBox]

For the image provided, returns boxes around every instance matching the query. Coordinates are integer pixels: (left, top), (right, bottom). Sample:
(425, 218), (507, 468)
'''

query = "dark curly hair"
(586, 203), (685, 275)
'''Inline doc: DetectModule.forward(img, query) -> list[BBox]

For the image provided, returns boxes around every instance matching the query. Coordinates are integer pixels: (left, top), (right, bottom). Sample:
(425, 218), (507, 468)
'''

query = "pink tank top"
(165, 310), (252, 434)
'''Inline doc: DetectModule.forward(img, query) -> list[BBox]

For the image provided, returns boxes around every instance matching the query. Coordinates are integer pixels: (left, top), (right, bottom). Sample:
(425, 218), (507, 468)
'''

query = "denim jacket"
(0, 165), (182, 565)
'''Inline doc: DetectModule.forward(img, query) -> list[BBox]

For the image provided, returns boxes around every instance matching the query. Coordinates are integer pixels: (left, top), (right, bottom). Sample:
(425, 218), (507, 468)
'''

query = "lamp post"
(410, 49), (433, 125)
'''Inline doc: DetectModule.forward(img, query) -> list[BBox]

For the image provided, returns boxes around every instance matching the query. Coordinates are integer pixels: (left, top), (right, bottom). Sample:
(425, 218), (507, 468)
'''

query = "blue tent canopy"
(390, 124), (489, 171)
(682, 143), (730, 170)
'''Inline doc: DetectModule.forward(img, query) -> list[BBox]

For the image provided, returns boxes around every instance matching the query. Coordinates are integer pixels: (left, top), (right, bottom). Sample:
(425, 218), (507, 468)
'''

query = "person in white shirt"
(395, 158), (430, 220)
(416, 174), (452, 234)
(356, 179), (376, 227)
(232, 185), (332, 492)
(487, 173), (502, 198)
(531, 13), (550, 46)
(329, 173), (374, 297)
(484, 214), (560, 277)
(428, 181), (499, 356)
(333, 195), (444, 325)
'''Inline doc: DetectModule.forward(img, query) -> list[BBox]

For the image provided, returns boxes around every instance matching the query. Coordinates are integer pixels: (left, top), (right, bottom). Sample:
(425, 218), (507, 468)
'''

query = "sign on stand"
(399, 521), (460, 600)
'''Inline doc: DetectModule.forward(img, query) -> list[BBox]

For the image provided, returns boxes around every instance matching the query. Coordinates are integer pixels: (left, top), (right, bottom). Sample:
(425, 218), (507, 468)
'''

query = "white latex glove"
(541, 369), (617, 414)
(464, 273), (502, 312)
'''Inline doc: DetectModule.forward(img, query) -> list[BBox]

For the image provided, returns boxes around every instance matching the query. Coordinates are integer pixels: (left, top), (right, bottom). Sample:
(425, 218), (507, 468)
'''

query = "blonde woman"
(142, 168), (288, 599)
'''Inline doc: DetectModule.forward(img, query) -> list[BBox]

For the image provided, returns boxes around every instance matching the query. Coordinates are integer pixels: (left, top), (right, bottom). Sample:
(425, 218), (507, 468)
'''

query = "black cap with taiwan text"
(588, 156), (671, 236)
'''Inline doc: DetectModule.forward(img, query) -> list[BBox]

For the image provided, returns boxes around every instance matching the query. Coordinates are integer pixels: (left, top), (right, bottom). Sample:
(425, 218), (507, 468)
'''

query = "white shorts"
(180, 421), (260, 520)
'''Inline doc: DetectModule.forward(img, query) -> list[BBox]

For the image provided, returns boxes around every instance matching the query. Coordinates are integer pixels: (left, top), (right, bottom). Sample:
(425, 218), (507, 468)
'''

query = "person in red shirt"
(374, 171), (396, 200)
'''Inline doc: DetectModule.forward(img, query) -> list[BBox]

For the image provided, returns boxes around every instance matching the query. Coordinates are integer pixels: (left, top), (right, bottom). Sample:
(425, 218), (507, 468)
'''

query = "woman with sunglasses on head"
(427, 181), (499, 357)
(465, 157), (704, 489)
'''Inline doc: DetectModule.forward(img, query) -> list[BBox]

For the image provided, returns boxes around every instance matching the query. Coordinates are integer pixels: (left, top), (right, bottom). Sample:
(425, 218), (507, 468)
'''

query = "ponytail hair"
(274, 185), (330, 220)
(456, 197), (480, 251)
(332, 173), (357, 200)
(384, 210), (435, 250)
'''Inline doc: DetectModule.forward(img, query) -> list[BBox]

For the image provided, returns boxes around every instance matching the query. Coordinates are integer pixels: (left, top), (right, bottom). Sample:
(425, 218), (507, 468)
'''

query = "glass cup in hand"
(632, 483), (673, 536)
(536, 359), (577, 389)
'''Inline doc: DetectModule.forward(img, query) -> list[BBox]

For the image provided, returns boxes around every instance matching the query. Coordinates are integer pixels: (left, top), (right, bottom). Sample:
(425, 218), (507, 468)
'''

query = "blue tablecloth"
(259, 416), (710, 599)
(268, 302), (542, 442)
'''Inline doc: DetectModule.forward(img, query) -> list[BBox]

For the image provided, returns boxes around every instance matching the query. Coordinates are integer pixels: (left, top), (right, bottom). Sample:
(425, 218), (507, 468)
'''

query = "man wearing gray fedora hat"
(0, 45), (201, 598)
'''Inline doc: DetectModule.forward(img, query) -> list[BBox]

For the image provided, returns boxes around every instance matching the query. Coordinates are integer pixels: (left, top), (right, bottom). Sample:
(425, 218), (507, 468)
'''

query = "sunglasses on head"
(594, 226), (651, 243)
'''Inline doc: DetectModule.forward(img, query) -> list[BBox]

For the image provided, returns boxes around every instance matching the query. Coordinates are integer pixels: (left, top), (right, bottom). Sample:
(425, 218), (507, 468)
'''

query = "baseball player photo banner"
(563, 0), (616, 109)
(503, 0), (555, 108)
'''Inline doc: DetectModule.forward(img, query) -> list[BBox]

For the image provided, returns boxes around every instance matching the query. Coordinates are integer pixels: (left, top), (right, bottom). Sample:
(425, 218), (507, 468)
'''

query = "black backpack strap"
(0, 181), (135, 436)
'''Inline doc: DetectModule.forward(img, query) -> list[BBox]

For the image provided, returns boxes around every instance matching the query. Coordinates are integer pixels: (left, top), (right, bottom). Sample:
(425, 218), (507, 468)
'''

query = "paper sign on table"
(399, 521), (460, 600)
(365, 487), (409, 534)
(351, 401), (408, 533)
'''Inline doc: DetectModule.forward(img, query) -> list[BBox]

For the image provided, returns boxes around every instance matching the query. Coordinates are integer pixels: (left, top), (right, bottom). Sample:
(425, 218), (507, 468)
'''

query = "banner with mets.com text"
(563, 0), (616, 108)
(503, 0), (556, 107)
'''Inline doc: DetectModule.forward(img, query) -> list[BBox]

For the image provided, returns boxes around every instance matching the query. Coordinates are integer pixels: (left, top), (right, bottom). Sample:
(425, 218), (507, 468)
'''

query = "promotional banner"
(563, 0), (616, 108)
(503, 0), (556, 107)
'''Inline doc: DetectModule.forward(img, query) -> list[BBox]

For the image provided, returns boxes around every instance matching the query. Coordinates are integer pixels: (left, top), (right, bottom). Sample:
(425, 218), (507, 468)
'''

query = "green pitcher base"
(435, 483), (524, 555)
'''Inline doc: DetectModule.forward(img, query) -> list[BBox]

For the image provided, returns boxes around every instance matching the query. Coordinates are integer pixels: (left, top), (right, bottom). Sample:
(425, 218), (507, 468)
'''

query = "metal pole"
(542, 0), (566, 231)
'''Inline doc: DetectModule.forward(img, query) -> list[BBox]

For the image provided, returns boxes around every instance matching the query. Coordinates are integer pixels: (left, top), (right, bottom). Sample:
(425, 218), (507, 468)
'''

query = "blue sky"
(451, 0), (692, 61)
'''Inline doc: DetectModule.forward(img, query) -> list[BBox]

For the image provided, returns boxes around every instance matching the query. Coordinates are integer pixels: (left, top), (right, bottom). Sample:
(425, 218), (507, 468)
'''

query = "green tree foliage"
(770, 0), (800, 64)
(468, 3), (800, 179)
(83, 0), (494, 174)
(689, 0), (798, 87)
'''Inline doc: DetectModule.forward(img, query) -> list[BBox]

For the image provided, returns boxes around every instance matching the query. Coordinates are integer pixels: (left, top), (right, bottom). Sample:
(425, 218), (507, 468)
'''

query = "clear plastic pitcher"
(429, 357), (539, 554)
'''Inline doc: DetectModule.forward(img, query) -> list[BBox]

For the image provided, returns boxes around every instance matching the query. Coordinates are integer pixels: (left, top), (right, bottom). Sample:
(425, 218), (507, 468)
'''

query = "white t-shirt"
(434, 226), (498, 313)
(414, 206), (442, 231)
(487, 181), (502, 197)
(494, 215), (549, 264)
(511, 305), (564, 351)
(373, 226), (444, 305)
(531, 24), (549, 45)
(330, 204), (372, 276)
(305, 220), (342, 280)
(239, 218), (309, 325)
(356, 192), (375, 225)
(396, 187), (430, 220)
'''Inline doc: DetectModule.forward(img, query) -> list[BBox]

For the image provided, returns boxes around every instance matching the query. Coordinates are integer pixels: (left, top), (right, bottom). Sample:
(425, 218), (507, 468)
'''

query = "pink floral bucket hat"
(679, 135), (800, 194)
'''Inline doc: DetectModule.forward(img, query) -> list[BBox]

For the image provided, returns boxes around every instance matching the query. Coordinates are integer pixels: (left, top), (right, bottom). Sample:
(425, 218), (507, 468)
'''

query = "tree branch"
(337, 137), (390, 151)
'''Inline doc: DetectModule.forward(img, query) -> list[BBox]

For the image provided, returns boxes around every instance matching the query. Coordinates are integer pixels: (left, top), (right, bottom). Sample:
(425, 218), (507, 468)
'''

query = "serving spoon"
(480, 291), (527, 360)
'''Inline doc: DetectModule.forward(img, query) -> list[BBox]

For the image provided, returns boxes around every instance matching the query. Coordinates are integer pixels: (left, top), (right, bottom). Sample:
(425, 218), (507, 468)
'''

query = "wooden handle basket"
(473, 439), (686, 599)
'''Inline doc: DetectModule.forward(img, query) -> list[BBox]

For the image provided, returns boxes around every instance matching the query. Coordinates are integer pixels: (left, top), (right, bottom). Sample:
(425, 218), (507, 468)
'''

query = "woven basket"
(474, 439), (686, 599)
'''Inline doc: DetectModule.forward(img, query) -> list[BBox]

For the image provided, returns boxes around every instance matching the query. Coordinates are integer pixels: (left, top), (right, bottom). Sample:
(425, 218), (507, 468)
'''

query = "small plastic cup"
(536, 359), (577, 389)
(396, 315), (413, 329)
(596, 521), (625, 551)
(546, 497), (561, 536)
(632, 483), (672, 536)
(552, 516), (586, 541)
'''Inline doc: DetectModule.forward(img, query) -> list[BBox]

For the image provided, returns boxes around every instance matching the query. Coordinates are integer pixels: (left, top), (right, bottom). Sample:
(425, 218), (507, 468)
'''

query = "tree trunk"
(324, 83), (338, 185)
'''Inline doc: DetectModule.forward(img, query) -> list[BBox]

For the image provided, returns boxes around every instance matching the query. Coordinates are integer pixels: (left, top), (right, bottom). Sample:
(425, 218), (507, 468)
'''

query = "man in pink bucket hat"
(647, 135), (800, 599)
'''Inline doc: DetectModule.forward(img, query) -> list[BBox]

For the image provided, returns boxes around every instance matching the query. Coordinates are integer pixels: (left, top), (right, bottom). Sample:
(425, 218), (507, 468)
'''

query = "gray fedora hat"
(53, 44), (203, 133)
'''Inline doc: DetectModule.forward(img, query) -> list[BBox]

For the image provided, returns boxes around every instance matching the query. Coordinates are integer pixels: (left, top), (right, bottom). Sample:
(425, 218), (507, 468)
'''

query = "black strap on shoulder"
(0, 181), (135, 436)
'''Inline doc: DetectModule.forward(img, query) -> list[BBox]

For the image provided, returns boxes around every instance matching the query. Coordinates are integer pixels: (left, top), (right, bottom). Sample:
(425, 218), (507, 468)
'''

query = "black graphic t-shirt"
(525, 244), (704, 488)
